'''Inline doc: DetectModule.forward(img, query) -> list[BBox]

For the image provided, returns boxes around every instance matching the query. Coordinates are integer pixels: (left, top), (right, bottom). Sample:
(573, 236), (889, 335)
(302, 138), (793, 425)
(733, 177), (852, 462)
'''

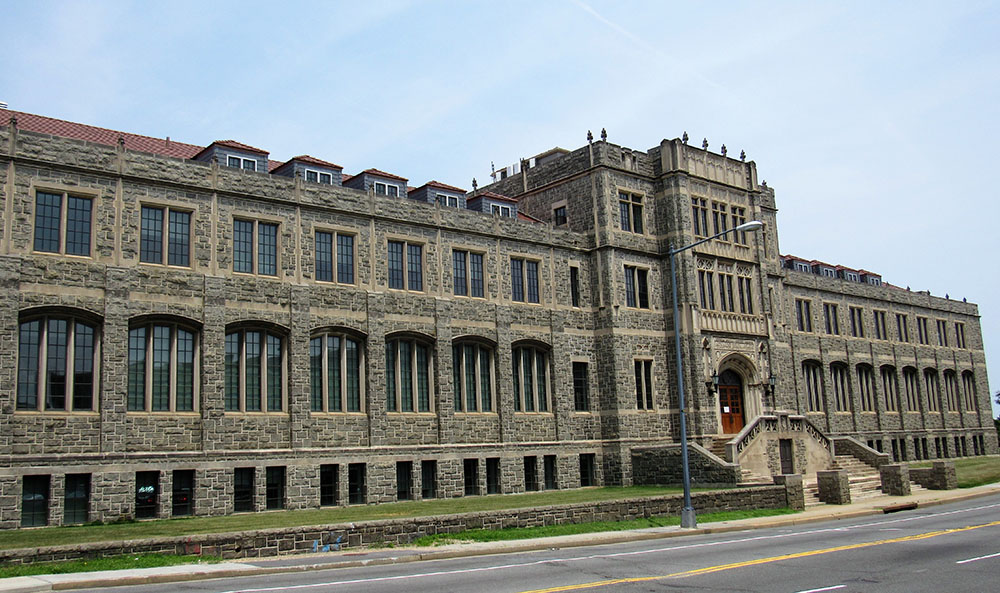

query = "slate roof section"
(360, 168), (408, 182)
(410, 180), (467, 194)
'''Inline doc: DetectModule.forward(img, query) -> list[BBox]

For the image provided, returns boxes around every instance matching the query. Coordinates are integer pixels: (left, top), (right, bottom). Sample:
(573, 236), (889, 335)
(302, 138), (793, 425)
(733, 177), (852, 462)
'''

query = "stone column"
(773, 474), (804, 511)
(879, 464), (911, 496)
(816, 469), (851, 504)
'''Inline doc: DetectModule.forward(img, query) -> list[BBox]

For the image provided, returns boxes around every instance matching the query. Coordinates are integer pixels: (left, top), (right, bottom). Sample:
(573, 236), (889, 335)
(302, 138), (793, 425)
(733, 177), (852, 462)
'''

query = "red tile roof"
(341, 174), (354, 184)
(271, 154), (344, 175)
(360, 168), (408, 182)
(419, 180), (467, 193)
(471, 190), (517, 203)
(518, 211), (543, 223)
(2, 109), (203, 159)
(192, 140), (269, 161)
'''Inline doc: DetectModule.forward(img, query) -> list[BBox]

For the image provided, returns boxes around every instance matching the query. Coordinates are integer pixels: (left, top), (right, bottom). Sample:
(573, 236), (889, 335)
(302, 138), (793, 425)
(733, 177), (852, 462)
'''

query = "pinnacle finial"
(740, 150), (746, 161)
(472, 177), (478, 190)
(682, 131), (688, 144)
(721, 144), (727, 156)
(702, 138), (709, 149)
(600, 128), (607, 141)
(587, 130), (593, 143)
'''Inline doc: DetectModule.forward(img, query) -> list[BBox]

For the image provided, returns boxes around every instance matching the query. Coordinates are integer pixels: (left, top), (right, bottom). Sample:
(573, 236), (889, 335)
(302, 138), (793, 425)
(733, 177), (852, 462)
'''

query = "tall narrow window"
(698, 270), (715, 309)
(315, 231), (355, 284)
(387, 240), (423, 290)
(730, 206), (748, 244)
(962, 371), (976, 411)
(795, 299), (812, 332)
(634, 359), (654, 410)
(33, 191), (92, 256)
(141, 206), (191, 266)
(896, 314), (909, 342)
(127, 321), (197, 412)
(570, 266), (581, 307)
(233, 219), (279, 276)
(511, 257), (540, 303)
(831, 364), (850, 412)
(266, 466), (286, 510)
(572, 361), (590, 412)
(917, 317), (930, 344)
(452, 341), (494, 413)
(453, 250), (485, 297)
(224, 328), (284, 412)
(903, 368), (919, 411)
(924, 369), (940, 412)
(873, 311), (888, 340)
(624, 265), (649, 308)
(64, 474), (90, 525)
(824, 303), (840, 335)
(386, 337), (433, 413)
(691, 197), (709, 237)
(943, 371), (959, 411)
(513, 345), (549, 412)
(717, 273), (735, 312)
(737, 276), (753, 314)
(233, 468), (254, 512)
(936, 320), (949, 346)
(619, 191), (644, 233)
(22, 475), (50, 527)
(803, 362), (823, 412)
(954, 323), (966, 348)
(881, 366), (898, 412)
(712, 202), (728, 238)
(849, 307), (864, 337)
(310, 331), (363, 413)
(857, 365), (875, 412)
(17, 314), (99, 412)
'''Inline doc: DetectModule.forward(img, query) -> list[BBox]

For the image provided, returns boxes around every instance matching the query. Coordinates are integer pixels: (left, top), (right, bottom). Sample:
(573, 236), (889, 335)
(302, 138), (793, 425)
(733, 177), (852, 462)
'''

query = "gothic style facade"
(1, 110), (994, 529)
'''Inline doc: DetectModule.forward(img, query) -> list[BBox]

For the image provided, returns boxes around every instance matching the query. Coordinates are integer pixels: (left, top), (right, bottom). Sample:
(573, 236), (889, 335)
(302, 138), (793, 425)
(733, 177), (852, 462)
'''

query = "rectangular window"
(698, 271), (715, 309)
(873, 311), (888, 340)
(421, 460), (437, 499)
(320, 464), (338, 506)
(553, 206), (567, 226)
(737, 276), (753, 314)
(21, 475), (50, 527)
(717, 273), (736, 312)
(348, 463), (366, 504)
(453, 250), (485, 297)
(387, 240), (423, 291)
(824, 303), (840, 335)
(171, 470), (194, 517)
(544, 455), (558, 490)
(135, 471), (159, 519)
(314, 231), (355, 284)
(954, 323), (966, 348)
(570, 266), (581, 307)
(34, 191), (92, 256)
(881, 368), (898, 412)
(233, 219), (279, 276)
(524, 456), (539, 491)
(795, 299), (812, 332)
(803, 363), (823, 412)
(463, 459), (479, 496)
(917, 317), (930, 345)
(141, 206), (191, 266)
(513, 346), (548, 412)
(944, 373), (959, 412)
(730, 206), (748, 244)
(374, 181), (400, 196)
(511, 257), (540, 303)
(903, 369), (919, 411)
(832, 365), (850, 412)
(233, 467), (254, 512)
(936, 320), (948, 346)
(962, 372), (976, 411)
(572, 361), (589, 412)
(925, 371), (940, 412)
(486, 458), (501, 495)
(618, 191), (643, 233)
(579, 454), (596, 487)
(227, 156), (256, 171)
(624, 266), (649, 308)
(857, 366), (874, 412)
(849, 307), (864, 338)
(396, 461), (413, 501)
(896, 314), (909, 342)
(64, 473), (90, 525)
(691, 197), (709, 237)
(265, 466), (285, 510)
(634, 359), (654, 410)
(712, 202), (728, 238)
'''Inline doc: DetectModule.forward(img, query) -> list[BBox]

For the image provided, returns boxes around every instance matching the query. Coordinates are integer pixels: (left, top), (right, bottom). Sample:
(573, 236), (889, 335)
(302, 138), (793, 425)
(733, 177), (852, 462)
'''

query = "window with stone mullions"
(936, 320), (948, 346)
(736, 276), (753, 314)
(634, 359), (654, 410)
(795, 299), (812, 332)
(140, 206), (190, 266)
(233, 219), (278, 276)
(903, 368), (919, 411)
(387, 240), (423, 291)
(225, 329), (283, 412)
(511, 257), (540, 303)
(624, 265), (649, 308)
(452, 342), (493, 412)
(857, 365), (875, 412)
(881, 367), (898, 412)
(873, 311), (888, 340)
(386, 338), (432, 412)
(896, 314), (909, 342)
(717, 273), (736, 312)
(33, 191), (92, 256)
(453, 250), (485, 297)
(698, 270), (715, 309)
(803, 362), (823, 412)
(128, 322), (196, 412)
(513, 345), (549, 412)
(315, 231), (354, 284)
(849, 307), (864, 338)
(691, 197), (709, 237)
(961, 371), (976, 411)
(730, 206), (748, 244)
(17, 315), (98, 412)
(831, 364), (850, 412)
(572, 361), (589, 412)
(943, 371), (959, 411)
(924, 369), (940, 412)
(954, 323), (966, 348)
(824, 303), (840, 335)
(618, 191), (643, 234)
(711, 202), (728, 238)
(310, 332), (362, 413)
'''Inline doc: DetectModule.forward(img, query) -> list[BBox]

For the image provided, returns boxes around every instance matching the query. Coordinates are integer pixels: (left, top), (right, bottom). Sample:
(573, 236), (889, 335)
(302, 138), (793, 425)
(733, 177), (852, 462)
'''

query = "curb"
(4, 487), (999, 592)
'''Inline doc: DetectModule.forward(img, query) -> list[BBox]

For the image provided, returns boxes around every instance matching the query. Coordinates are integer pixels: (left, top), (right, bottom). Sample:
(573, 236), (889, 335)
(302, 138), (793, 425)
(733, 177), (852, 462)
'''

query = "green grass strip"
(0, 553), (220, 579)
(413, 507), (799, 546)
(907, 455), (1000, 488)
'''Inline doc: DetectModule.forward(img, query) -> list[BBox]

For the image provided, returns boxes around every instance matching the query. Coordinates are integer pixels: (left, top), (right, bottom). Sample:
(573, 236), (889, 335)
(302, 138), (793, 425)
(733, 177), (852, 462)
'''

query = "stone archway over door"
(718, 370), (745, 434)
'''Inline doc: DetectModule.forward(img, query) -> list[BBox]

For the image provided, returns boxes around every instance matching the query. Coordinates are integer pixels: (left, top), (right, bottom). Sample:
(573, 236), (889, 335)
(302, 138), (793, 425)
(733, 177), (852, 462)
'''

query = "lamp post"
(670, 219), (764, 528)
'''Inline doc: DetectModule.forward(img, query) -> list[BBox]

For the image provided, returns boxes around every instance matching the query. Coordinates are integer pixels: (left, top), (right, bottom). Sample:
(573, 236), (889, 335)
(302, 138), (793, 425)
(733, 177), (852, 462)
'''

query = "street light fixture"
(669, 219), (764, 528)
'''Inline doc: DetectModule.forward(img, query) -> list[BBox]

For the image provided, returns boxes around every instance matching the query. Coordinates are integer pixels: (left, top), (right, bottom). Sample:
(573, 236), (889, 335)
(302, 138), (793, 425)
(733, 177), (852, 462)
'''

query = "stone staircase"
(704, 437), (772, 485)
(802, 454), (926, 507)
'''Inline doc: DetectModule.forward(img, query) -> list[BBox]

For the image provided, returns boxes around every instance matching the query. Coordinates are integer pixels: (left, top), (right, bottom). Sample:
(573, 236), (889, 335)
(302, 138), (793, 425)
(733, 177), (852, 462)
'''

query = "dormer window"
(846, 272), (859, 282)
(794, 262), (811, 273)
(448, 196), (458, 208)
(375, 182), (399, 197)
(305, 170), (333, 184)
(822, 268), (835, 278)
(227, 156), (257, 171)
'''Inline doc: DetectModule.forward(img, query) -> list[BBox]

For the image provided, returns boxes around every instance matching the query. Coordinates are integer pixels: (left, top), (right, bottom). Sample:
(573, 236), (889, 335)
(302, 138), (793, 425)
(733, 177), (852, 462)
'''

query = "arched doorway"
(718, 370), (745, 434)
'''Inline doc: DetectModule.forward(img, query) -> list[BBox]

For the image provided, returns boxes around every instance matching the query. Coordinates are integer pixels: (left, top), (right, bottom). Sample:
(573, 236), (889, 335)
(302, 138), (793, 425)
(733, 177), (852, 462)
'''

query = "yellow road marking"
(517, 519), (1000, 593)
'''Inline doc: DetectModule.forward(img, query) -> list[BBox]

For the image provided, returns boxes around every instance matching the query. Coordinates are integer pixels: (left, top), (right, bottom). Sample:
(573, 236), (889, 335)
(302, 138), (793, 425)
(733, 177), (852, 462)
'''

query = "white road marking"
(956, 551), (1000, 564)
(794, 585), (846, 593)
(218, 501), (1000, 593)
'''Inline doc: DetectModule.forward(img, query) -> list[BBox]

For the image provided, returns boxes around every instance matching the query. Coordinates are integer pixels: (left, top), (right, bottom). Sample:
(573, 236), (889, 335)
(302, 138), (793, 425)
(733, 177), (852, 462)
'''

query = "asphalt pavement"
(3, 482), (999, 593)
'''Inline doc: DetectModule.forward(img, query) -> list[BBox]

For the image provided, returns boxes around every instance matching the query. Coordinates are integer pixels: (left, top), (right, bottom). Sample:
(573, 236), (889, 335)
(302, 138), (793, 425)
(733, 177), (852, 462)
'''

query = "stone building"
(0, 109), (994, 529)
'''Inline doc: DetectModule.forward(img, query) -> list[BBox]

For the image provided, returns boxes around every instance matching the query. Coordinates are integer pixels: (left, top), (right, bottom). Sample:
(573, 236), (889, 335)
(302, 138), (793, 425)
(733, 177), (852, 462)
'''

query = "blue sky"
(4, 0), (999, 416)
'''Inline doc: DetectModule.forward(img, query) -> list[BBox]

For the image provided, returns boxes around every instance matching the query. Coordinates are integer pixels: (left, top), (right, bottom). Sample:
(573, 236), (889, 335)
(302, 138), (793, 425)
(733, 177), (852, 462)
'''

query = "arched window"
(386, 335), (433, 412)
(902, 367), (919, 411)
(802, 361), (823, 412)
(452, 339), (495, 413)
(880, 366), (898, 412)
(856, 364), (875, 412)
(943, 370), (959, 412)
(310, 330), (364, 413)
(225, 325), (285, 412)
(830, 363), (850, 412)
(17, 311), (100, 412)
(513, 343), (550, 412)
(128, 318), (199, 412)
(923, 369), (940, 412)
(962, 371), (976, 412)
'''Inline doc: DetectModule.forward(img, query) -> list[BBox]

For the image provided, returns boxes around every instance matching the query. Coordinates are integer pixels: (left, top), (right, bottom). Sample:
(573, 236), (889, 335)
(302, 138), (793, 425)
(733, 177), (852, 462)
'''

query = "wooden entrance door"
(718, 370), (745, 434)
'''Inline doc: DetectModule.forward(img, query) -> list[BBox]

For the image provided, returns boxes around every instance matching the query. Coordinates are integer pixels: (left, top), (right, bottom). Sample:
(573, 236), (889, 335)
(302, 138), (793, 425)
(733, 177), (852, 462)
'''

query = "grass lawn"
(909, 455), (1000, 488)
(0, 485), (693, 551)
(413, 508), (798, 546)
(0, 553), (219, 579)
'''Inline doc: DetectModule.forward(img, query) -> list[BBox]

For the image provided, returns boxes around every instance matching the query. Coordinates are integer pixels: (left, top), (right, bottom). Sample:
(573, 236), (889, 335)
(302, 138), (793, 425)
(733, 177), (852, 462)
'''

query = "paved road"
(71, 494), (1000, 593)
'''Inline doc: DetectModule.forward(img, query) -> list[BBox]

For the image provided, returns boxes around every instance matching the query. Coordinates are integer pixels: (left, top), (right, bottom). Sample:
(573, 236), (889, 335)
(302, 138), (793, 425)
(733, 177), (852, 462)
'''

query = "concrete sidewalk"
(3, 483), (999, 593)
